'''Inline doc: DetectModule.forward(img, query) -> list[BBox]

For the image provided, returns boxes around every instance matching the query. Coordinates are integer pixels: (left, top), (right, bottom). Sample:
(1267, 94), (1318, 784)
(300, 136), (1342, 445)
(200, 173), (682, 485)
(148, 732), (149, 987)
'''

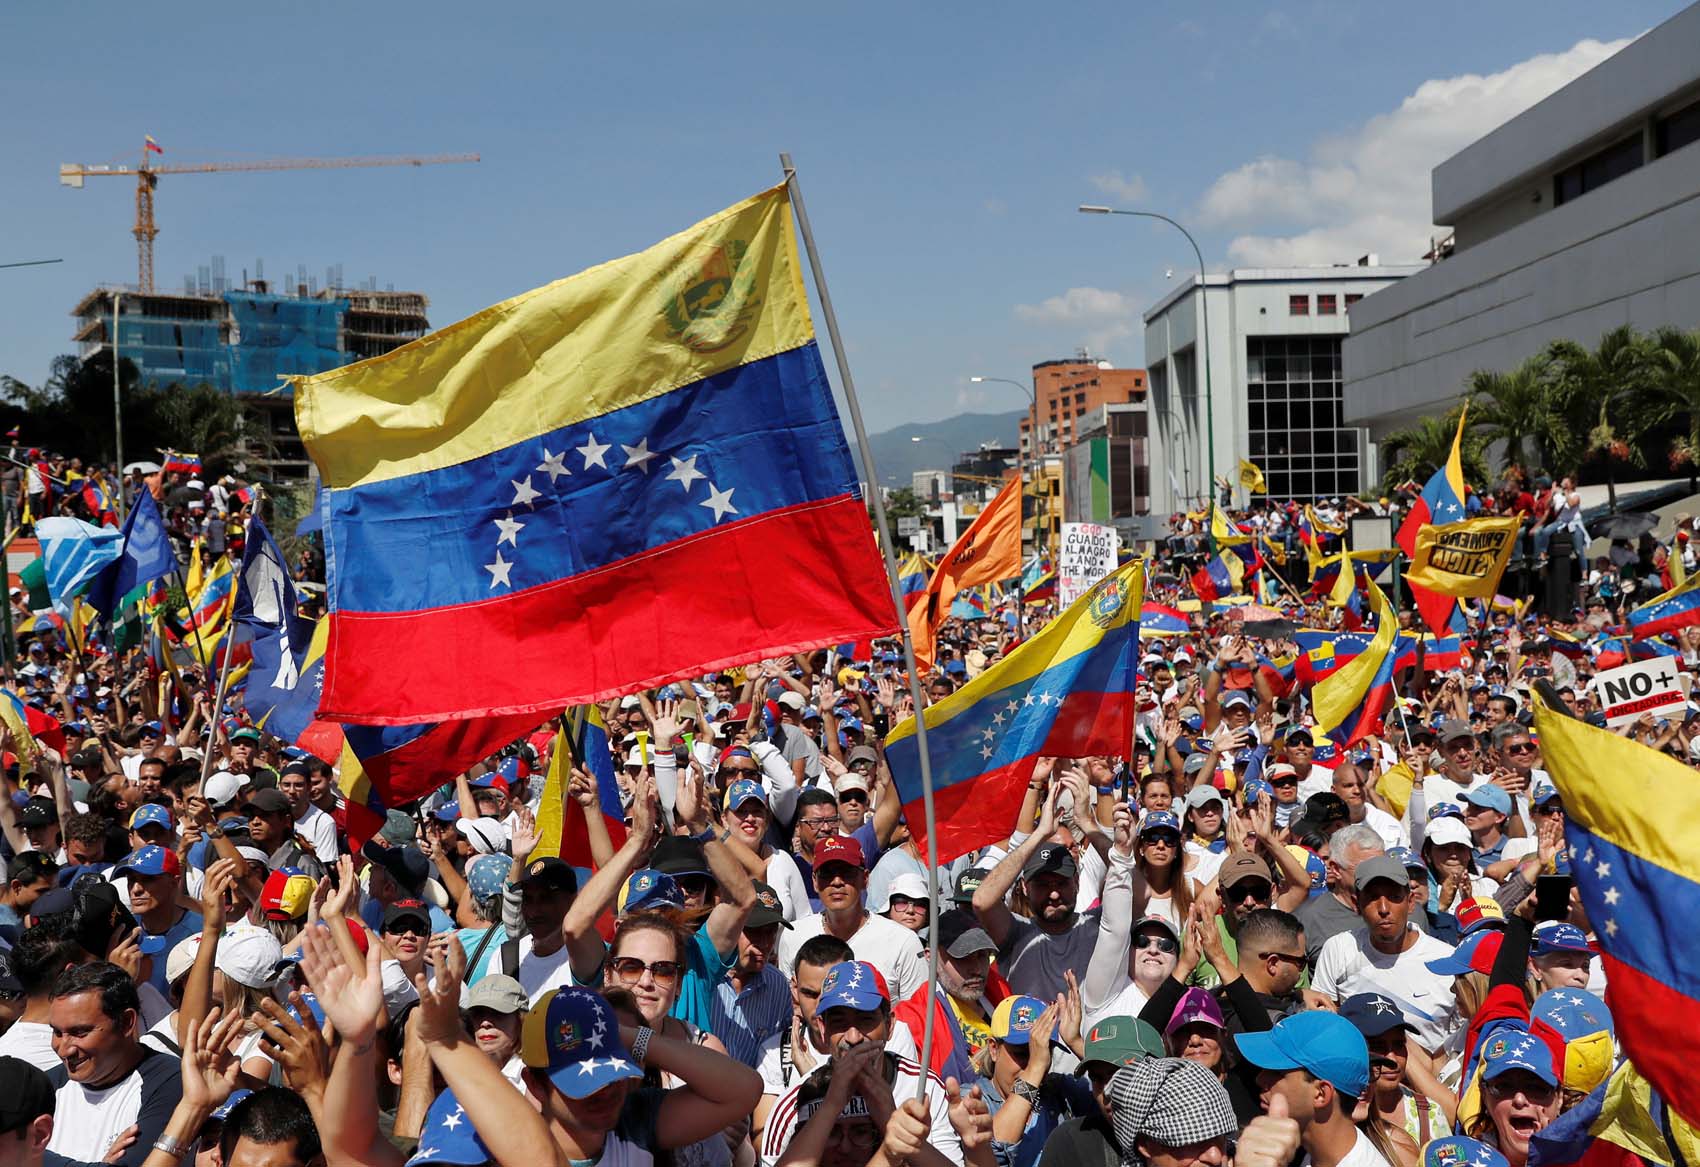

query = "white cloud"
(1089, 169), (1149, 205)
(1198, 36), (1632, 266)
(1014, 286), (1142, 354)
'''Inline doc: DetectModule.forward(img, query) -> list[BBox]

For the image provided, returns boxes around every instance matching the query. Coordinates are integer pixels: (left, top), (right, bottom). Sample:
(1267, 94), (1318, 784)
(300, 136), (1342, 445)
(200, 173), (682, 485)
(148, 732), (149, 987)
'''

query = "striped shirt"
(708, 962), (792, 1068)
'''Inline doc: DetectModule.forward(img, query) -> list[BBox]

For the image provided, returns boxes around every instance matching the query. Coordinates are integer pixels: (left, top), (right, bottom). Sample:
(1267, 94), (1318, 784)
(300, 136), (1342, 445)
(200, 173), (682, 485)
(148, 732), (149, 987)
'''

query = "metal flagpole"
(196, 520), (249, 795)
(780, 154), (942, 1098)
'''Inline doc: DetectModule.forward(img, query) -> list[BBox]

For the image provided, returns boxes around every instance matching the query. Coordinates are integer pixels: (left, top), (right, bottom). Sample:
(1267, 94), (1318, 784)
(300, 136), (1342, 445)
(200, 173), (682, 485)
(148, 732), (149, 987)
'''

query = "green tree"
(1643, 325), (1700, 482)
(133, 382), (246, 472)
(1465, 355), (1557, 475)
(1545, 325), (1656, 511)
(883, 487), (926, 520)
(1379, 406), (1489, 494)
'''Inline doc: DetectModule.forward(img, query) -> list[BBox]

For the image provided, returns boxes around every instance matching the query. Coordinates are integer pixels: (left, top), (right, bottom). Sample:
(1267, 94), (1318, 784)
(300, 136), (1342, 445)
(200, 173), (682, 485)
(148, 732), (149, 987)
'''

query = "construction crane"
(60, 143), (480, 293)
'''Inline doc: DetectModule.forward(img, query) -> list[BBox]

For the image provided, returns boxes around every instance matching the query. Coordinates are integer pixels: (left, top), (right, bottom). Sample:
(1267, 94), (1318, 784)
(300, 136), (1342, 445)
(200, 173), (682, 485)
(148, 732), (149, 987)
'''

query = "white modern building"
(1345, 2), (1700, 438)
(1142, 263), (1421, 515)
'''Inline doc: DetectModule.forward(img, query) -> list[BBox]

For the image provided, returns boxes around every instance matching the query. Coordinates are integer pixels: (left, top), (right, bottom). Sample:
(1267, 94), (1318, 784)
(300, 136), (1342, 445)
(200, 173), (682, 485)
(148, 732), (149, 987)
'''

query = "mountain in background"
(856, 409), (1025, 488)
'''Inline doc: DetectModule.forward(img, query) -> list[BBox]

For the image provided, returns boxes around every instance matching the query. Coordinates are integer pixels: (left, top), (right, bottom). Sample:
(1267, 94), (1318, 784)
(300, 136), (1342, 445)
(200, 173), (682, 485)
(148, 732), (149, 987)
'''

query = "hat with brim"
(1233, 1010), (1370, 1098)
(746, 881), (791, 929)
(1077, 1015), (1165, 1070)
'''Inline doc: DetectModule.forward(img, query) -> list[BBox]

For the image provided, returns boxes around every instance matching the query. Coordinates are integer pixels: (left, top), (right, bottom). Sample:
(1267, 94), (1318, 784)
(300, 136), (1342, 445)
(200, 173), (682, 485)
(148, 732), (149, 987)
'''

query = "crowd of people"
(0, 446), (1654, 1167)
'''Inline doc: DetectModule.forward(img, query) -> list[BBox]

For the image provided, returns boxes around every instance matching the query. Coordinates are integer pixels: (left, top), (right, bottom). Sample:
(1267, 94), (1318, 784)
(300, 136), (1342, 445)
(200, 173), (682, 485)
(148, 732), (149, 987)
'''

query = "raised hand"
(200, 857), (241, 930)
(297, 917), (384, 1049)
(944, 1078), (993, 1157)
(254, 995), (330, 1095)
(650, 699), (681, 749)
(567, 766), (598, 807)
(1111, 802), (1136, 856)
(509, 805), (540, 859)
(180, 1006), (247, 1112)
(413, 933), (469, 1045)
(1057, 970), (1083, 1052)
(881, 1099), (932, 1164)
(1024, 1001), (1059, 1076)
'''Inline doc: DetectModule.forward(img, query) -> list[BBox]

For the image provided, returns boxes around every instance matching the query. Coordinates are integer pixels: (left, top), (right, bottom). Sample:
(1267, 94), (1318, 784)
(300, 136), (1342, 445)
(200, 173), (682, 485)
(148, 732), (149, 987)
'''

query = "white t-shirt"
(764, 851), (812, 924)
(1362, 805), (1407, 850)
(0, 1020), (57, 1070)
(490, 934), (578, 1004)
(755, 1026), (918, 1100)
(760, 1051), (961, 1167)
(1084, 980), (1153, 1031)
(1303, 1127), (1394, 1167)
(295, 803), (340, 862)
(1312, 926), (1462, 1052)
(47, 1050), (180, 1164)
(776, 912), (926, 1000)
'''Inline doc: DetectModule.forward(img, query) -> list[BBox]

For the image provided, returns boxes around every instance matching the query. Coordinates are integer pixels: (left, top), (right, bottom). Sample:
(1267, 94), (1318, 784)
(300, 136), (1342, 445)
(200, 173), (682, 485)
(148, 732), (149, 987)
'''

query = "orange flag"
(908, 475), (1024, 670)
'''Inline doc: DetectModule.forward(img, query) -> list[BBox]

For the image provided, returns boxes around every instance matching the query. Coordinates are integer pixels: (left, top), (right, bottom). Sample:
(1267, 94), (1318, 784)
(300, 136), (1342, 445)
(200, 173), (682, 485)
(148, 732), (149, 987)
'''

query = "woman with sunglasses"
(1082, 805), (1184, 1028)
(717, 760), (810, 922)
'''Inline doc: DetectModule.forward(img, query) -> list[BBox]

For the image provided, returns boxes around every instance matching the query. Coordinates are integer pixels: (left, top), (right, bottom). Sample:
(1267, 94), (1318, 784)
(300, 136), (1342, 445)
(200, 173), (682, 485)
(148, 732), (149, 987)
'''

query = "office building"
(1021, 357), (1146, 458)
(1063, 402), (1153, 527)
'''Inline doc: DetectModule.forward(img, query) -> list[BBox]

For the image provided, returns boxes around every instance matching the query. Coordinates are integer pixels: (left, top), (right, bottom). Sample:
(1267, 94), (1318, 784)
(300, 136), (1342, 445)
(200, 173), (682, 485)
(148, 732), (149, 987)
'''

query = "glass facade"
(1245, 335), (1360, 499)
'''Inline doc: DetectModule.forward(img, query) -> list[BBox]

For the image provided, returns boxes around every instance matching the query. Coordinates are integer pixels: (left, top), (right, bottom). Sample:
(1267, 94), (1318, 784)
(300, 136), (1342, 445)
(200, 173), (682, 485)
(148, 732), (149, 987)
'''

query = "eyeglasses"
(609, 956), (682, 986)
(1228, 880), (1272, 902)
(384, 921), (428, 938)
(802, 816), (840, 830)
(1134, 934), (1179, 954)
(1505, 743), (1537, 754)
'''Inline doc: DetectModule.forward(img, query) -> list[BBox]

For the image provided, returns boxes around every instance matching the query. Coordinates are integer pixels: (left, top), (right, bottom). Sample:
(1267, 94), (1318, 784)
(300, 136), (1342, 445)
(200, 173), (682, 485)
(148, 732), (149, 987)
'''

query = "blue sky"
(0, 1), (1681, 432)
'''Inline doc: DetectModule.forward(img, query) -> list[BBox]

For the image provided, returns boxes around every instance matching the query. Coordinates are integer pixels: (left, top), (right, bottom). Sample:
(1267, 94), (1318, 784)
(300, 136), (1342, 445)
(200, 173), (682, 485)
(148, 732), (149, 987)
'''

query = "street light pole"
(970, 375), (1037, 636)
(1079, 205), (1215, 554)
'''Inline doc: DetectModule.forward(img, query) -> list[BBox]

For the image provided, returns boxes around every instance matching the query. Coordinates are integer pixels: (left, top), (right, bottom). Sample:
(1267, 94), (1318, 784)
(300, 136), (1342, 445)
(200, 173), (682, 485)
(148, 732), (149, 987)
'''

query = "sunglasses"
(609, 956), (682, 986)
(1134, 934), (1179, 954)
(384, 921), (428, 938)
(838, 790), (869, 805)
(719, 765), (760, 778)
(1141, 832), (1181, 848)
(1228, 880), (1272, 902)
(1505, 743), (1537, 754)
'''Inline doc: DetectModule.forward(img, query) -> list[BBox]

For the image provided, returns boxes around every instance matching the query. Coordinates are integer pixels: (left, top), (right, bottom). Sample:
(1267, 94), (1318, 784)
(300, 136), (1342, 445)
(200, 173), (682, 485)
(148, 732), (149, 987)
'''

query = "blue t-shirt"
(141, 910), (204, 996)
(669, 926), (734, 1033)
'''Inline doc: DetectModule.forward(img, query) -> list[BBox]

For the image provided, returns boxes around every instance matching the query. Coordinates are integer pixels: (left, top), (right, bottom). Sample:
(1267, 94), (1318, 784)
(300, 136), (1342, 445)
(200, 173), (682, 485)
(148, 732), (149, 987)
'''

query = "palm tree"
(1379, 406), (1490, 494)
(1544, 325), (1656, 511)
(1643, 325), (1700, 485)
(1465, 354), (1556, 475)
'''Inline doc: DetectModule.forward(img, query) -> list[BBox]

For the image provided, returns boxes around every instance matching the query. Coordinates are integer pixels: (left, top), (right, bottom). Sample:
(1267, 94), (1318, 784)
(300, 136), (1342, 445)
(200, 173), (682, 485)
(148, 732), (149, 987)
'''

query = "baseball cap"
(1183, 752), (1213, 776)
(1304, 792), (1350, 824)
(935, 908), (996, 959)
(813, 835), (866, 872)
(382, 899), (433, 933)
(240, 788), (291, 816)
(519, 988), (643, 1098)
(1351, 855), (1409, 895)
(1021, 842), (1077, 881)
(1077, 1016), (1165, 1070)
(127, 804), (174, 833)
(1531, 781), (1560, 807)
(1424, 1138), (1509, 1167)
(1340, 993), (1415, 1037)
(815, 960), (890, 1016)
(464, 854), (510, 901)
(1388, 846), (1424, 873)
(1138, 810), (1181, 837)
(1531, 989), (1613, 1092)
(1240, 778), (1274, 806)
(430, 804), (462, 824)
(1437, 719), (1475, 745)
(1164, 987), (1226, 1036)
(456, 817), (509, 856)
(512, 856), (578, 894)
(620, 870), (684, 914)
(379, 810), (418, 848)
(1184, 785), (1225, 811)
(260, 867), (315, 921)
(1218, 853), (1273, 890)
(1479, 1029), (1559, 1087)
(202, 771), (245, 809)
(0, 1056), (57, 1136)
(17, 798), (55, 829)
(776, 691), (807, 713)
(1462, 785), (1512, 816)
(724, 778), (767, 812)
(952, 868), (988, 905)
(846, 744), (879, 767)
(618, 695), (643, 711)
(216, 928), (285, 989)
(650, 836), (711, 879)
(989, 995), (1048, 1045)
(834, 770), (871, 796)
(1531, 922), (1593, 956)
(112, 845), (180, 880)
(165, 933), (205, 987)
(230, 726), (261, 744)
(464, 975), (529, 1016)
(407, 1088), (492, 1167)
(1285, 726), (1315, 745)
(1234, 1010), (1371, 1098)
(362, 842), (435, 895)
(1424, 816), (1473, 850)
(876, 872), (928, 913)
(1425, 928), (1504, 976)
(747, 881), (790, 929)
(1454, 897), (1506, 935)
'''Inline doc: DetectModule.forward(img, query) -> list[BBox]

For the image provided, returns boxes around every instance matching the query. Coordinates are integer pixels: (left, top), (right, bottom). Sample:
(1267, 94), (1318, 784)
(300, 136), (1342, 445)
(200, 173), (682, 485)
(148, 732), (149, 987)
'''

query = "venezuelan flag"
(1140, 603), (1190, 637)
(163, 451), (202, 476)
(185, 556), (235, 632)
(1023, 569), (1056, 605)
(295, 184), (895, 725)
(541, 706), (628, 868)
(1627, 574), (1700, 640)
(1546, 628), (1590, 659)
(1417, 634), (1469, 671)
(951, 588), (989, 619)
(1313, 578), (1397, 748)
(885, 560), (1143, 862)
(898, 552), (931, 610)
(1191, 554), (1240, 602)
(1528, 1061), (1700, 1167)
(333, 743), (388, 848)
(1533, 694), (1700, 1124)
(1396, 406), (1469, 555)
(342, 712), (544, 809)
(241, 614), (345, 764)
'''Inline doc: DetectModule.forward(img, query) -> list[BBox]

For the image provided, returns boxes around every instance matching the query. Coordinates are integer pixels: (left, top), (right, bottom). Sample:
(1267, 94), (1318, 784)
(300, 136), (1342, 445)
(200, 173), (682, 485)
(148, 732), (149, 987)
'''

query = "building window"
(1075, 392), (1086, 405)
(1553, 133), (1644, 206)
(1317, 294), (1337, 316)
(1245, 335), (1358, 501)
(1344, 293), (1363, 311)
(1657, 97), (1700, 158)
(1289, 294), (1310, 316)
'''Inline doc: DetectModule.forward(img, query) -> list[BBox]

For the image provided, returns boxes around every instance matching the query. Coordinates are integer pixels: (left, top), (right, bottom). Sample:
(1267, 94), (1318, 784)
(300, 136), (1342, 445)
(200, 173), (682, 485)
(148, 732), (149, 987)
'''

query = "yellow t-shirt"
(948, 994), (993, 1057)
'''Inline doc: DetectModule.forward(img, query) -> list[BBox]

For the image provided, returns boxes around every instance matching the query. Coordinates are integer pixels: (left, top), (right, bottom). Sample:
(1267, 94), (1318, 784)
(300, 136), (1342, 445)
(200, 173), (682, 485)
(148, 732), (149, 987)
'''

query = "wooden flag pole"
(780, 154), (942, 1098)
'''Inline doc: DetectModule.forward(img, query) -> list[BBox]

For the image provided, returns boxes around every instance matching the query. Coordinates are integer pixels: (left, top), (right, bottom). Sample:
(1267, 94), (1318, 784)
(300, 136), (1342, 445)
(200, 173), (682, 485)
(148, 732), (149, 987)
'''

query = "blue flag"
(234, 516), (311, 684)
(35, 517), (123, 606)
(87, 491), (178, 617)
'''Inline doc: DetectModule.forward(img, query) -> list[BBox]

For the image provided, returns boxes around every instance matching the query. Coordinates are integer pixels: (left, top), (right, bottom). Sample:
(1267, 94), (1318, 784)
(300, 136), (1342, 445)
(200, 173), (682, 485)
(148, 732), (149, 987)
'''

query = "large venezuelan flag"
(1627, 573), (1700, 640)
(885, 560), (1143, 862)
(1532, 694), (1700, 1125)
(1396, 406), (1469, 555)
(1139, 603), (1189, 638)
(1313, 578), (1397, 748)
(295, 185), (896, 725)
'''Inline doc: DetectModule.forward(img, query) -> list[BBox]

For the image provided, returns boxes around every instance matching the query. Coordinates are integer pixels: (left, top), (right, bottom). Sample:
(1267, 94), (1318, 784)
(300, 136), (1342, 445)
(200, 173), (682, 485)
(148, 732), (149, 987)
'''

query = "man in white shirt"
(1234, 1011), (1391, 1167)
(0, 930), (82, 1072)
(1312, 856), (1461, 1054)
(1331, 763), (1405, 850)
(278, 763), (338, 862)
(776, 836), (925, 999)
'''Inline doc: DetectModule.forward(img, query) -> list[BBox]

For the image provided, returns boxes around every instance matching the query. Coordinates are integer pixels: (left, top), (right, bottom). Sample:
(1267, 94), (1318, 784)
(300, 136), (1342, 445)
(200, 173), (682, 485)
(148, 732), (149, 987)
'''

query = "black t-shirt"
(1038, 1112), (1120, 1167)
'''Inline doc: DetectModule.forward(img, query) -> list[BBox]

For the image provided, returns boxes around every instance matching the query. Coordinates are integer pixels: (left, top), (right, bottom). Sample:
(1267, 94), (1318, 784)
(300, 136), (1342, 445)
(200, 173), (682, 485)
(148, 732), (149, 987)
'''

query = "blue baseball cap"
(621, 869), (684, 913)
(1531, 781), (1560, 807)
(408, 1088), (491, 1167)
(1221, 689), (1254, 710)
(1387, 846), (1425, 873)
(1181, 713), (1203, 732)
(210, 1089), (254, 1124)
(724, 778), (767, 812)
(496, 756), (521, 782)
(113, 844), (180, 880)
(465, 854), (510, 900)
(1462, 785), (1512, 816)
(1479, 1029), (1559, 1087)
(1423, 1137), (1509, 1167)
(519, 988), (643, 1098)
(1138, 810), (1181, 836)
(1531, 988), (1612, 1040)
(128, 804), (174, 833)
(815, 960), (890, 1017)
(1233, 1010), (1370, 1098)
(1531, 922), (1592, 957)
(1340, 993), (1415, 1038)
(990, 995), (1049, 1045)
(141, 720), (163, 735)
(1240, 777), (1274, 806)
(1427, 801), (1465, 822)
(431, 804), (462, 823)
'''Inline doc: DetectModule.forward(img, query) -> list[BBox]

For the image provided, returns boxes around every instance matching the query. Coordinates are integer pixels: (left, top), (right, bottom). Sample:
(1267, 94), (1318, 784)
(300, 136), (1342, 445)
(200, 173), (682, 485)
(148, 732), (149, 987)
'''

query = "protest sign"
(1404, 515), (1520, 599)
(1058, 522), (1119, 605)
(1593, 657), (1688, 727)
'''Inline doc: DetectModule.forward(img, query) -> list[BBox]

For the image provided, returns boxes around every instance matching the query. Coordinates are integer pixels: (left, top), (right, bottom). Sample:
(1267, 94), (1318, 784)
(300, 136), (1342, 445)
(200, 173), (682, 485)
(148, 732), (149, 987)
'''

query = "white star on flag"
(442, 1112), (463, 1130)
(621, 437), (657, 473)
(1023, 694), (1036, 707)
(1595, 861), (1611, 879)
(485, 552), (514, 589)
(578, 433), (611, 469)
(992, 712), (1005, 726)
(700, 483), (738, 522)
(981, 745), (994, 760)
(493, 513), (524, 546)
(981, 727), (996, 742)
(536, 448), (570, 482)
(1603, 887), (1620, 906)
(510, 476), (541, 508)
(1005, 700), (1020, 714)
(667, 455), (705, 492)
(1604, 919), (1619, 936)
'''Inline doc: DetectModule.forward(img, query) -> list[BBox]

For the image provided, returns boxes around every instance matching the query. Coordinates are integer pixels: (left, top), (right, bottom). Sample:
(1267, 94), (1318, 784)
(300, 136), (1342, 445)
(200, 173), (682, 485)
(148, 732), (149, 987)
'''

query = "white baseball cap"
(203, 771), (246, 808)
(456, 817), (510, 856)
(1425, 816), (1472, 849)
(876, 872), (930, 913)
(215, 927), (284, 989)
(166, 932), (205, 986)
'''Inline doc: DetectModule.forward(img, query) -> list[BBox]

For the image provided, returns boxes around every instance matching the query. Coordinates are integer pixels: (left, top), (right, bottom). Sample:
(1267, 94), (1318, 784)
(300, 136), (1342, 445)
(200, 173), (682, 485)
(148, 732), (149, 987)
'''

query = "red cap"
(813, 835), (866, 871)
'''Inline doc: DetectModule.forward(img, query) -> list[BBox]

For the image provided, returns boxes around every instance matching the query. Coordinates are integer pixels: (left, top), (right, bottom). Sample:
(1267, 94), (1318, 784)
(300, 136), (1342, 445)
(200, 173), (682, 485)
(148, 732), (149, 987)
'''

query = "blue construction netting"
(119, 318), (232, 390)
(224, 292), (350, 396)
